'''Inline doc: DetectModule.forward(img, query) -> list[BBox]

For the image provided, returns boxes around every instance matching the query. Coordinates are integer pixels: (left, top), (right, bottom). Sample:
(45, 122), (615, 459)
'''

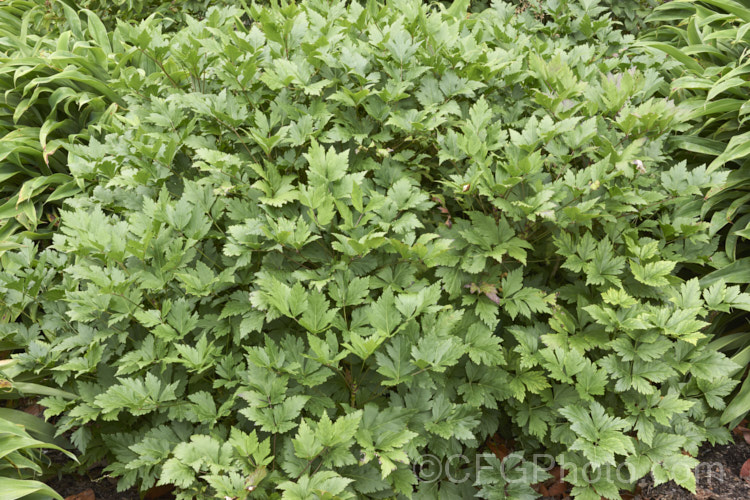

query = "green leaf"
(299, 291), (336, 334)
(375, 337), (416, 386)
(560, 402), (634, 468)
(303, 140), (349, 185)
(367, 289), (402, 336)
(0, 478), (63, 500)
(630, 260), (676, 287)
(722, 375), (750, 425)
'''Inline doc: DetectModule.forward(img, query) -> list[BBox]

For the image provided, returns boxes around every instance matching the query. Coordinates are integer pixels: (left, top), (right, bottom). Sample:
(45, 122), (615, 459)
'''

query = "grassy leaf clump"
(0, 406), (75, 500)
(0, 0), (120, 248)
(639, 0), (750, 430)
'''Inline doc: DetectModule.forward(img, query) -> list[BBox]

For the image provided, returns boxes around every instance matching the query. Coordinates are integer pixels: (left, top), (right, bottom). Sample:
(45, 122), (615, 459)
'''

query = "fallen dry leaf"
(144, 484), (175, 499)
(550, 465), (563, 480)
(22, 403), (45, 417)
(64, 489), (95, 500)
(740, 458), (750, 479)
(734, 426), (750, 445)
(486, 434), (512, 459)
(547, 480), (567, 496)
(532, 465), (569, 499)
(533, 484), (549, 496)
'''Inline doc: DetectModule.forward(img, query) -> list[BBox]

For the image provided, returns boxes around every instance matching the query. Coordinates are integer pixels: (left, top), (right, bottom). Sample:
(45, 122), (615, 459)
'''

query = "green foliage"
(63, 0), (240, 28)
(1, 0), (748, 498)
(641, 0), (750, 171)
(601, 0), (662, 33)
(0, 0), (119, 251)
(639, 0), (750, 428)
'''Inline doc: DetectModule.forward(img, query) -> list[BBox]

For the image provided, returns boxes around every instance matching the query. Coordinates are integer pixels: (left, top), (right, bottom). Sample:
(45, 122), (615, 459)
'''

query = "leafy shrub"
(508, 0), (660, 33)
(602, 0), (661, 33)
(2, 0), (749, 498)
(0, 0), (120, 250)
(639, 0), (750, 428)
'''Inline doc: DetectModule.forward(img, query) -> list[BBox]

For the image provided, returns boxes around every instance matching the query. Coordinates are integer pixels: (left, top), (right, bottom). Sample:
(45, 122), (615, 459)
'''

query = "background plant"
(0, 0), (120, 252)
(56, 0), (242, 29)
(638, 0), (750, 429)
(603, 0), (662, 33)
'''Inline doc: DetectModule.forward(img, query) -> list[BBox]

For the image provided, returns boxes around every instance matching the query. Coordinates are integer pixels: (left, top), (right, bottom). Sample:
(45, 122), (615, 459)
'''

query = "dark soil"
(45, 469), (140, 500)
(43, 450), (142, 500)
(639, 436), (750, 500)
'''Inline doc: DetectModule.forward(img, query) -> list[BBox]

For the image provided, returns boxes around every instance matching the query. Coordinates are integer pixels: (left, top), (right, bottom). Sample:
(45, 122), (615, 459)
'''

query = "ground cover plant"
(2, 0), (750, 499)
